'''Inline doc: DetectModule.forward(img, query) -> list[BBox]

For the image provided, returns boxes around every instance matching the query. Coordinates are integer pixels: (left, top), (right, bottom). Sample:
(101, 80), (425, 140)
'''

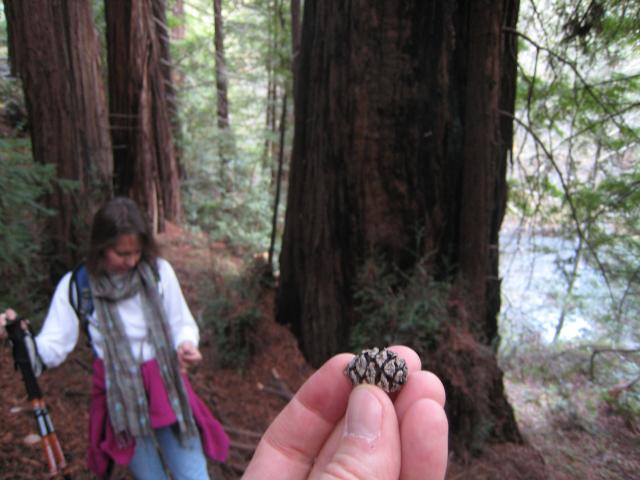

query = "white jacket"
(35, 258), (199, 367)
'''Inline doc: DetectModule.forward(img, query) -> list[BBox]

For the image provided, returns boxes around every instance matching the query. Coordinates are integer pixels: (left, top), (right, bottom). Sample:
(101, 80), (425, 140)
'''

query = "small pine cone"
(344, 347), (408, 393)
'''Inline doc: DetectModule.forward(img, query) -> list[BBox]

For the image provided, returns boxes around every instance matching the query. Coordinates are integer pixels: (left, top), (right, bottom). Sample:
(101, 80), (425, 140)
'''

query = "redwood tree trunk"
(3, 0), (113, 278)
(153, 0), (180, 146)
(170, 0), (187, 178)
(277, 0), (521, 455)
(105, 0), (182, 232)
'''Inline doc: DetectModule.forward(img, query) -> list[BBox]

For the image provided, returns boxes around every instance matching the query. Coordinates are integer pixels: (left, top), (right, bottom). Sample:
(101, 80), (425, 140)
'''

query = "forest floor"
(1, 222), (638, 479)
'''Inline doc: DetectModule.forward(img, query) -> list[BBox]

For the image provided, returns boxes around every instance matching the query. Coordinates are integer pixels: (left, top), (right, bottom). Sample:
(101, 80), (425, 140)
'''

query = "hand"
(243, 346), (448, 480)
(0, 308), (19, 339)
(177, 341), (202, 371)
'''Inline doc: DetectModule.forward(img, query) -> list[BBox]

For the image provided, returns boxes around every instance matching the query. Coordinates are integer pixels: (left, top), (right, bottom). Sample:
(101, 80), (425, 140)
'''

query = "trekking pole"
(5, 319), (71, 479)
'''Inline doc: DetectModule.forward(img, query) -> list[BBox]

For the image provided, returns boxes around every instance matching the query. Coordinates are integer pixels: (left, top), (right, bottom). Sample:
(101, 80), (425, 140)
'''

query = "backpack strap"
(69, 263), (95, 349)
(68, 261), (163, 349)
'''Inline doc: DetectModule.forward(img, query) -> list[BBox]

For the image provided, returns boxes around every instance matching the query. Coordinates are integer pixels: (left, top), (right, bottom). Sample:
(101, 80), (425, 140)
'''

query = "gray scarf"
(90, 261), (198, 442)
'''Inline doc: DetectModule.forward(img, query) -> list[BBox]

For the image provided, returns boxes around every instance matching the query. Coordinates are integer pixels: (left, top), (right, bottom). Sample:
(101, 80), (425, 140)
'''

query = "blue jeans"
(128, 425), (210, 480)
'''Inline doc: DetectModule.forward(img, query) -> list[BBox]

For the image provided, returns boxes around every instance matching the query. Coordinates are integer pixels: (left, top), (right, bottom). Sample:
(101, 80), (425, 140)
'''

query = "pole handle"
(6, 319), (43, 399)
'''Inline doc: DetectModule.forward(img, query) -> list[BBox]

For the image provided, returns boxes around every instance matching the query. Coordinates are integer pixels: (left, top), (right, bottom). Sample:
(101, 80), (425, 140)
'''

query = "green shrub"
(0, 141), (57, 316)
(200, 263), (263, 369)
(212, 305), (260, 370)
(605, 386), (640, 425)
(350, 252), (450, 358)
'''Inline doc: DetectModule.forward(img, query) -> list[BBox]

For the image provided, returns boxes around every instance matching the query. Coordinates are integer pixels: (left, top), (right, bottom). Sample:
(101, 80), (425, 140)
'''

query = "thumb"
(312, 385), (401, 480)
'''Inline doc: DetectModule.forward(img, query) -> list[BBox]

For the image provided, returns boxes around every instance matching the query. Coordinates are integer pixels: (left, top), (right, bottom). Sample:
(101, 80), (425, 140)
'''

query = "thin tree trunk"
(269, 85), (280, 187)
(262, 73), (276, 172)
(213, 0), (233, 194)
(4, 3), (16, 77)
(262, 4), (276, 175)
(268, 93), (288, 274)
(213, 0), (229, 131)
(553, 236), (584, 341)
(290, 0), (301, 99)
(3, 0), (113, 279)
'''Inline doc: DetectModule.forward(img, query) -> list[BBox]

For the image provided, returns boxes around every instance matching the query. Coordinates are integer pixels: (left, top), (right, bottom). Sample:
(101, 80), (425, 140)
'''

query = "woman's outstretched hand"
(0, 308), (19, 339)
(177, 340), (203, 371)
(243, 346), (448, 480)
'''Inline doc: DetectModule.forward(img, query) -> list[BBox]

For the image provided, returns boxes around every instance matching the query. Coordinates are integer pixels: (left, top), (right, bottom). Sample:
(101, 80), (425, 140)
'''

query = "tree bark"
(268, 93), (288, 274)
(3, 2), (17, 77)
(262, 69), (277, 174)
(170, 0), (187, 179)
(213, 0), (230, 131)
(3, 0), (113, 279)
(277, 0), (521, 455)
(105, 0), (182, 232)
(290, 0), (301, 99)
(153, 0), (180, 143)
(213, 0), (234, 193)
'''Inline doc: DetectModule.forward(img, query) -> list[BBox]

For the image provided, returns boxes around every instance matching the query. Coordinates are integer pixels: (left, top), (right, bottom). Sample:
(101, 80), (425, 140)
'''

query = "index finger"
(387, 345), (422, 372)
(243, 346), (423, 480)
(243, 353), (354, 480)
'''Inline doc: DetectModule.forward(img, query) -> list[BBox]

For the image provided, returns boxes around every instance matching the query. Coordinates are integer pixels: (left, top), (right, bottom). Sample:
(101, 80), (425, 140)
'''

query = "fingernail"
(345, 386), (382, 442)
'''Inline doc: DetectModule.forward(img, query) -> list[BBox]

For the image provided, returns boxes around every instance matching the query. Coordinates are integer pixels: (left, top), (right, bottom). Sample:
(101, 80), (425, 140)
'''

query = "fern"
(0, 141), (56, 313)
(350, 252), (450, 359)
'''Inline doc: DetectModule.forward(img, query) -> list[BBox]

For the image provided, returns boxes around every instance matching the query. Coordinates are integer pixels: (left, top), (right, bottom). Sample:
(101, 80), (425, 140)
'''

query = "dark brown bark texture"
(105, 0), (182, 232)
(213, 0), (230, 131)
(277, 0), (521, 454)
(290, 0), (301, 99)
(3, 0), (113, 279)
(153, 0), (179, 140)
(169, 0), (187, 179)
(213, 0), (235, 193)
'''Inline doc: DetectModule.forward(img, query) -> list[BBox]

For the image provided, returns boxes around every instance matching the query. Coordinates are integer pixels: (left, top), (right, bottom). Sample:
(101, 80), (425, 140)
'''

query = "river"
(499, 227), (629, 345)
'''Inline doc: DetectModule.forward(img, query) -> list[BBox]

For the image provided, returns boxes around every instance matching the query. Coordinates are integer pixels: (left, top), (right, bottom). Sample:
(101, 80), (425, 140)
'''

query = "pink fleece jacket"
(87, 358), (230, 476)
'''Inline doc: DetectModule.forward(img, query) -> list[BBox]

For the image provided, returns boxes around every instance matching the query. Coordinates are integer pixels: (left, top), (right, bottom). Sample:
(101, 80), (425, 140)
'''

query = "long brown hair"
(86, 197), (159, 275)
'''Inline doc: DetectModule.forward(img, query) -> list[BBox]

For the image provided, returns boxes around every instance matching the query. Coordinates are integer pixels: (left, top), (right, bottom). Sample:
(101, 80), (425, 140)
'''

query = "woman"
(1, 197), (229, 479)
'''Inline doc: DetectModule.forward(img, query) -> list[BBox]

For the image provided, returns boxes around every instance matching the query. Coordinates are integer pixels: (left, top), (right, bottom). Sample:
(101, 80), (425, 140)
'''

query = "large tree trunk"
(3, 0), (113, 279)
(277, 0), (521, 456)
(105, 0), (182, 232)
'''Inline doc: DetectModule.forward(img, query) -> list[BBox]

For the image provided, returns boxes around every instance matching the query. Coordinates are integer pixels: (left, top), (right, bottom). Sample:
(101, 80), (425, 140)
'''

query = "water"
(499, 227), (616, 344)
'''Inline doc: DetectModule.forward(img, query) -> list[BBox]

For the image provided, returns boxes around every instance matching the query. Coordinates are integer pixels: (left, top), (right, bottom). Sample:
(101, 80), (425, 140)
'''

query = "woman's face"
(104, 234), (142, 274)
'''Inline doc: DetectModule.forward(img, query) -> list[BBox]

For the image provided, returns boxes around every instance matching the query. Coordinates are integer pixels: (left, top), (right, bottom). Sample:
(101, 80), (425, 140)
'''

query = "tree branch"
(503, 26), (639, 143)
(500, 109), (616, 303)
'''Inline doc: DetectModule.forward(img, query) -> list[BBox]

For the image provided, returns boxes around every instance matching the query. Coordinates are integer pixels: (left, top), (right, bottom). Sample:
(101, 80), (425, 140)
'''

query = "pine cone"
(344, 347), (408, 393)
